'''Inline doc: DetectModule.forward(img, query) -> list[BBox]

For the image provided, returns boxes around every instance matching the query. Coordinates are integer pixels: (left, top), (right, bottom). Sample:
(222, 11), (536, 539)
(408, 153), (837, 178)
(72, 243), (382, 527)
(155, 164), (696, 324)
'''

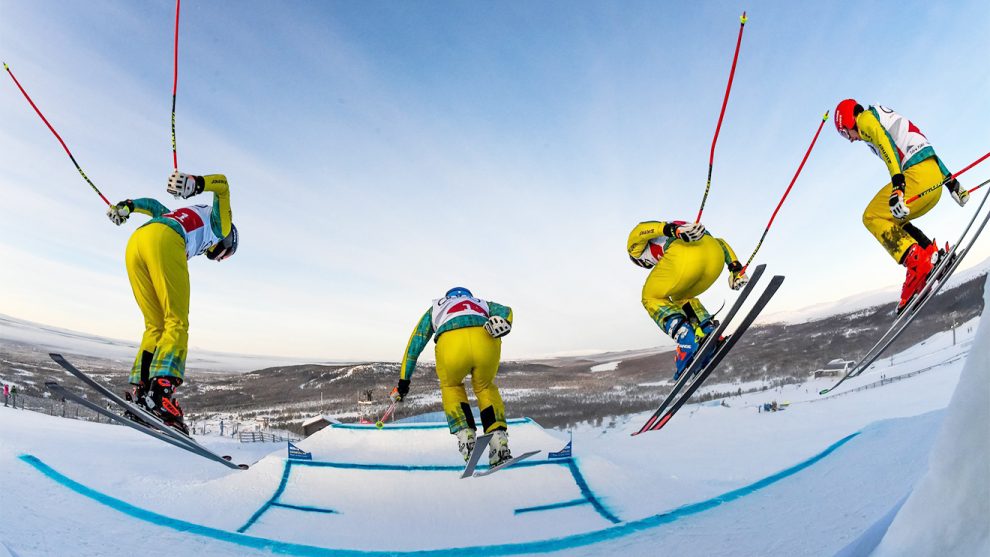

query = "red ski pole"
(171, 0), (181, 169)
(742, 110), (829, 271)
(906, 150), (990, 204)
(696, 11), (748, 223)
(375, 400), (397, 429)
(4, 63), (111, 206)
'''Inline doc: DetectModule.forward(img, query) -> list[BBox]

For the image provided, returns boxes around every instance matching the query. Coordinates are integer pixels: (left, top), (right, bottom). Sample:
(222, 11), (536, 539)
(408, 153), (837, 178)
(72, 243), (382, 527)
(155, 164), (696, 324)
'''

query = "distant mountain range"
(2, 258), (986, 432)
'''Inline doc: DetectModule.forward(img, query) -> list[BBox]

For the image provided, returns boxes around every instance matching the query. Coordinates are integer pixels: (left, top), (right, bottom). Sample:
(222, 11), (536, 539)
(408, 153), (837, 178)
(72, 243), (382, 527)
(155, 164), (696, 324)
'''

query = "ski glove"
(390, 379), (410, 402)
(484, 315), (512, 338)
(629, 254), (655, 269)
(167, 170), (204, 199)
(888, 173), (909, 219)
(664, 221), (706, 243)
(728, 260), (748, 291)
(947, 178), (969, 207)
(107, 200), (134, 225)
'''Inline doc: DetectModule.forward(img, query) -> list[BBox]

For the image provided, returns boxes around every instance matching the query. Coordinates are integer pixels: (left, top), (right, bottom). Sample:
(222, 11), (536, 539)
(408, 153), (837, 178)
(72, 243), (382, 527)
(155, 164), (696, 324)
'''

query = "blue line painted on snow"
(271, 502), (339, 515)
(237, 456), (621, 529)
(515, 498), (590, 515)
(289, 455), (558, 473)
(17, 431), (859, 556)
(566, 459), (621, 524)
(332, 417), (532, 431)
(237, 458), (292, 533)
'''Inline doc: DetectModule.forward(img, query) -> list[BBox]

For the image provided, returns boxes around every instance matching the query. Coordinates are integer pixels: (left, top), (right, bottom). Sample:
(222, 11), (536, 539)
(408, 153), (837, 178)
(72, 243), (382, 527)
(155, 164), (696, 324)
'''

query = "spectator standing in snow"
(3, 383), (8, 407)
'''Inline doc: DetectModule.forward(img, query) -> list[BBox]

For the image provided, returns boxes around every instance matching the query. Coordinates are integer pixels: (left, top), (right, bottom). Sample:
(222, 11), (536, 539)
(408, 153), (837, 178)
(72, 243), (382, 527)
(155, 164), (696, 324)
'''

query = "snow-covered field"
(1, 281), (987, 555)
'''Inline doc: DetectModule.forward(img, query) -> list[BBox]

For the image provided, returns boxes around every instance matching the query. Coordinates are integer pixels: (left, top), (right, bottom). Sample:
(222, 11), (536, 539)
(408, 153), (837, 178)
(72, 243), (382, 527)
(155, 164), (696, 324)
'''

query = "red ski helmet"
(834, 99), (858, 139)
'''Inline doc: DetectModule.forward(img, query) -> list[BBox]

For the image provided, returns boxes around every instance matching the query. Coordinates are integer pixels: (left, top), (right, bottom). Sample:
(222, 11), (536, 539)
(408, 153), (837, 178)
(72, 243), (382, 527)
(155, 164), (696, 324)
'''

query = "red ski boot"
(146, 377), (190, 435)
(898, 242), (940, 314)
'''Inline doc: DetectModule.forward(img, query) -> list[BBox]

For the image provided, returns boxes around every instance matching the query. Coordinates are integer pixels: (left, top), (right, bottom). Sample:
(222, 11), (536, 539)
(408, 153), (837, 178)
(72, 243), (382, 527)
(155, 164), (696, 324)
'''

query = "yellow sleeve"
(627, 221), (670, 258)
(203, 174), (232, 236)
(856, 110), (903, 177)
(716, 237), (739, 266)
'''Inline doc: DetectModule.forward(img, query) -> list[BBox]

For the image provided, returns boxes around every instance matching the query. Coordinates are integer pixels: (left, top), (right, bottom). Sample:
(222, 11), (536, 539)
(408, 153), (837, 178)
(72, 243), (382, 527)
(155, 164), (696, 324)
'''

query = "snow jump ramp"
(15, 410), (934, 556)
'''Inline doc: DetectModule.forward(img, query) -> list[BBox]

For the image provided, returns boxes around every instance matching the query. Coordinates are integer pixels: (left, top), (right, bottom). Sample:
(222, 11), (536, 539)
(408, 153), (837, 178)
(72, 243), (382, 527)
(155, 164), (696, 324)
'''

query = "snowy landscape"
(1, 268), (987, 556)
(3, 2), (989, 555)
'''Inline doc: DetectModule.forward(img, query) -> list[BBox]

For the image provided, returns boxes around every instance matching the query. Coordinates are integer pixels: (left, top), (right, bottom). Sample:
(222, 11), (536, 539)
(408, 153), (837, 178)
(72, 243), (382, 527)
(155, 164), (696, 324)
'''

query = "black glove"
(390, 379), (410, 402)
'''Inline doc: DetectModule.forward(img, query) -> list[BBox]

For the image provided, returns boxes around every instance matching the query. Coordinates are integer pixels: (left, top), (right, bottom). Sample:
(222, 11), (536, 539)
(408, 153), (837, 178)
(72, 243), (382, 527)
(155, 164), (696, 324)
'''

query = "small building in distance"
(302, 415), (334, 438)
(813, 358), (854, 378)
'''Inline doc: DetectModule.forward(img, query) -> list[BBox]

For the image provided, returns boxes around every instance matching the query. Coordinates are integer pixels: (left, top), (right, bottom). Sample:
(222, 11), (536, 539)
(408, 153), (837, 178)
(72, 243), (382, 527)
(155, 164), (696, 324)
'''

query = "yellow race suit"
(855, 106), (951, 262)
(124, 175), (231, 384)
(400, 296), (513, 434)
(627, 221), (739, 334)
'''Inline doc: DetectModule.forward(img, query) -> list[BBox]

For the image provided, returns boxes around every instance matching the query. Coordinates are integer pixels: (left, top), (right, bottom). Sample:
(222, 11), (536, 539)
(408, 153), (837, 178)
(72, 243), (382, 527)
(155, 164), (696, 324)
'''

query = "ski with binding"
(632, 264), (767, 436)
(48, 353), (246, 469)
(819, 194), (990, 395)
(460, 433), (493, 478)
(46, 381), (245, 468)
(639, 274), (785, 434)
(473, 450), (541, 477)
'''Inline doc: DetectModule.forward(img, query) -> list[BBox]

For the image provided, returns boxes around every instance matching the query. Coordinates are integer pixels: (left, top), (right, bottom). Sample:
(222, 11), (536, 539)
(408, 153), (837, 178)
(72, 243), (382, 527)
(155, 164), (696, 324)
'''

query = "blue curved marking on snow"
(332, 417), (532, 430)
(16, 431), (859, 556)
(271, 502), (339, 515)
(237, 458), (293, 533)
(236, 455), (618, 531)
(515, 498), (589, 515)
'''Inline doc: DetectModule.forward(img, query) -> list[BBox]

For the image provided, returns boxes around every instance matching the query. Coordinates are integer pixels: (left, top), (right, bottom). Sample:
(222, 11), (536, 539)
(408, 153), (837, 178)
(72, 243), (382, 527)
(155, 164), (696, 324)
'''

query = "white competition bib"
(868, 105), (933, 169)
(431, 296), (490, 330)
(634, 239), (666, 267)
(162, 204), (223, 260)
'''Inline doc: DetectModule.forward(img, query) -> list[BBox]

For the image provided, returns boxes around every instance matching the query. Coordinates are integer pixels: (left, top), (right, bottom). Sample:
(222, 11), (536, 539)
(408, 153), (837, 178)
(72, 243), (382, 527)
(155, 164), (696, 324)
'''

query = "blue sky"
(2, 0), (989, 361)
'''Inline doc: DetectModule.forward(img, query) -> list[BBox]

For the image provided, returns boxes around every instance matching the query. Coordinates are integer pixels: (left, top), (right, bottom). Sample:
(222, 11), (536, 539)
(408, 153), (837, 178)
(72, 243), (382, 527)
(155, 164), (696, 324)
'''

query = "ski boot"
(897, 242), (940, 314)
(456, 428), (477, 462)
(672, 321), (704, 381)
(488, 430), (512, 467)
(123, 381), (152, 425)
(932, 241), (955, 282)
(145, 376), (189, 435)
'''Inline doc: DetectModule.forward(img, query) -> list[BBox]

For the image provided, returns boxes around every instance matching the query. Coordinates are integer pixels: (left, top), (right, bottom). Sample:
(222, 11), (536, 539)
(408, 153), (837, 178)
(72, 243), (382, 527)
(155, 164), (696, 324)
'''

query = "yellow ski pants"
(125, 223), (190, 383)
(642, 235), (724, 331)
(435, 326), (506, 434)
(863, 157), (943, 263)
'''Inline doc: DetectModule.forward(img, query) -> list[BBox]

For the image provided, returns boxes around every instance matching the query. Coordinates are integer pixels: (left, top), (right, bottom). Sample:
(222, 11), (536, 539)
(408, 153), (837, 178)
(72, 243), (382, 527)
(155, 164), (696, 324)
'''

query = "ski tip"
(818, 388), (830, 395)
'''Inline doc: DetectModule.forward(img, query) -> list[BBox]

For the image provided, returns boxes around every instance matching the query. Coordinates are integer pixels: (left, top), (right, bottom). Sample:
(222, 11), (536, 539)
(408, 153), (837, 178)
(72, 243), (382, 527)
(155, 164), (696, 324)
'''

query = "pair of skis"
(633, 264), (785, 436)
(819, 191), (990, 395)
(47, 353), (248, 470)
(460, 433), (541, 478)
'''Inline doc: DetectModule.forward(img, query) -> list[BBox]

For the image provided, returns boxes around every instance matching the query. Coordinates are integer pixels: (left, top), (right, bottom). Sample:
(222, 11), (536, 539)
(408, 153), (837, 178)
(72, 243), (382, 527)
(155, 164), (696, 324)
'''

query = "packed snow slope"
(0, 310), (983, 555)
(872, 279), (990, 556)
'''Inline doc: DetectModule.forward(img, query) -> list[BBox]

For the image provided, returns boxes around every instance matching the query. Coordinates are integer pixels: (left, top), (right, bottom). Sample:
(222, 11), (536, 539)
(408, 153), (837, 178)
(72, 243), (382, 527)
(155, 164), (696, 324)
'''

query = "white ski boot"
(488, 430), (512, 467)
(456, 428), (476, 462)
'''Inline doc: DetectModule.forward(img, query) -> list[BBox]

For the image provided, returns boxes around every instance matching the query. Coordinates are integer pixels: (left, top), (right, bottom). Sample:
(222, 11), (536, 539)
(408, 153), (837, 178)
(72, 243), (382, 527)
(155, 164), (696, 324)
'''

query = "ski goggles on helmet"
(207, 224), (238, 261)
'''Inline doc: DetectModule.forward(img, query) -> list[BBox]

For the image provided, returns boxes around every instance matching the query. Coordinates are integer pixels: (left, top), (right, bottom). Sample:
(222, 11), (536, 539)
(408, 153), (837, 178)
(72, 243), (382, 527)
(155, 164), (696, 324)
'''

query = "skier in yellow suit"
(105, 171), (238, 433)
(834, 99), (968, 313)
(390, 287), (514, 466)
(628, 220), (748, 380)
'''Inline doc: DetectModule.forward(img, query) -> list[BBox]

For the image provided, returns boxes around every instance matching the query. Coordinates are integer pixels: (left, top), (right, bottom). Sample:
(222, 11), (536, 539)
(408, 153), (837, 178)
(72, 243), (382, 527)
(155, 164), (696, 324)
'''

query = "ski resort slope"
(0, 309), (984, 555)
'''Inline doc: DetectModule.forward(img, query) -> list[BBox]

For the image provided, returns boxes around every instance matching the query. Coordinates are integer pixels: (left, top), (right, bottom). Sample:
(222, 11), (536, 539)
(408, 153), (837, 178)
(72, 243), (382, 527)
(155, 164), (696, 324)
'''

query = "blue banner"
(548, 438), (572, 459)
(287, 441), (312, 460)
